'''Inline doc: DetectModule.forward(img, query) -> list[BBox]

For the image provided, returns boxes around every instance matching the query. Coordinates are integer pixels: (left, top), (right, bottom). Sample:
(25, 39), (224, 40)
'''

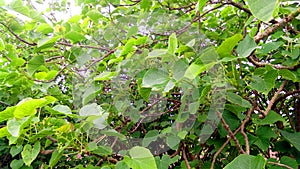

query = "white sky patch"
(3, 0), (82, 22)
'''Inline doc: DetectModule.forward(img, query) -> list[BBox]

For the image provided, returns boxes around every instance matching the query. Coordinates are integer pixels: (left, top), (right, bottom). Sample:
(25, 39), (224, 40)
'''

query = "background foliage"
(0, 0), (300, 169)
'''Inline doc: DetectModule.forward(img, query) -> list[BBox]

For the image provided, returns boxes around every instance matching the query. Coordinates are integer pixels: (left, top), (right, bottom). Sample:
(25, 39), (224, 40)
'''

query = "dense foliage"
(0, 0), (300, 168)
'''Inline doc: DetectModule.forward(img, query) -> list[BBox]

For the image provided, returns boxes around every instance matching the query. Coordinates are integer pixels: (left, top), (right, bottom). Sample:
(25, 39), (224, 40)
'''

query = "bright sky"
(3, 0), (82, 22)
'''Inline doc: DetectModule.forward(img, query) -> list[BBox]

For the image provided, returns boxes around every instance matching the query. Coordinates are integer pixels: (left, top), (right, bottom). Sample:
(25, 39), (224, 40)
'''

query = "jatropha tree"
(0, 0), (300, 169)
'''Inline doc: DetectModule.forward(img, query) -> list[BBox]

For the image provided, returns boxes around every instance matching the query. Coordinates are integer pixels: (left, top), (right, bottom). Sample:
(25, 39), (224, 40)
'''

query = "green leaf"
(184, 62), (216, 80)
(127, 26), (138, 38)
(245, 0), (279, 22)
(142, 130), (159, 147)
(10, 58), (25, 67)
(10, 159), (24, 169)
(101, 129), (126, 140)
(116, 161), (129, 169)
(129, 146), (157, 169)
(94, 71), (116, 81)
(260, 41), (284, 54)
(9, 0), (29, 17)
(198, 47), (219, 64)
(227, 92), (252, 108)
(0, 38), (5, 51)
(224, 154), (266, 169)
(65, 31), (86, 43)
(250, 70), (278, 94)
(166, 135), (180, 149)
(7, 118), (23, 137)
(255, 111), (285, 125)
(278, 156), (298, 169)
(52, 105), (72, 115)
(79, 103), (102, 116)
(168, 33), (178, 54)
(14, 98), (50, 118)
(21, 142), (41, 166)
(86, 10), (102, 22)
(49, 149), (63, 167)
(27, 55), (45, 75)
(91, 146), (113, 156)
(36, 23), (53, 34)
(236, 35), (257, 58)
(278, 69), (297, 82)
(37, 36), (59, 49)
(0, 127), (10, 138)
(142, 69), (169, 88)
(10, 145), (23, 157)
(147, 49), (167, 58)
(280, 130), (300, 151)
(0, 107), (16, 123)
(217, 34), (243, 58)
(196, 0), (208, 13)
(140, 0), (152, 11)
(121, 39), (135, 56)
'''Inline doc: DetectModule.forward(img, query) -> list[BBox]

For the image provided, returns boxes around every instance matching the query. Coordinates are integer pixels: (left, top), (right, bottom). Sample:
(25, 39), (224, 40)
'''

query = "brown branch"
(273, 89), (300, 108)
(46, 135), (57, 143)
(56, 42), (111, 52)
(77, 49), (116, 71)
(210, 125), (242, 169)
(0, 22), (37, 46)
(248, 55), (296, 70)
(224, 0), (251, 15)
(216, 111), (245, 154)
(211, 98), (257, 169)
(263, 80), (287, 116)
(40, 149), (54, 155)
(268, 162), (293, 169)
(23, 64), (68, 83)
(176, 4), (226, 35)
(182, 145), (191, 169)
(254, 7), (300, 43)
(45, 55), (64, 62)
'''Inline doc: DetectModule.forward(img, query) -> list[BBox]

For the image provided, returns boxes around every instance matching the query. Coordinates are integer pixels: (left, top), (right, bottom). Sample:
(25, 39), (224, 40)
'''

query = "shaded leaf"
(224, 154), (266, 169)
(217, 34), (243, 58)
(280, 130), (300, 151)
(236, 35), (257, 58)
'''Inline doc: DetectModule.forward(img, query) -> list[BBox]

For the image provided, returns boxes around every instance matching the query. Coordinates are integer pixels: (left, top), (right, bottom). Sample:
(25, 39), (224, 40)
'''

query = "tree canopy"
(0, 0), (300, 169)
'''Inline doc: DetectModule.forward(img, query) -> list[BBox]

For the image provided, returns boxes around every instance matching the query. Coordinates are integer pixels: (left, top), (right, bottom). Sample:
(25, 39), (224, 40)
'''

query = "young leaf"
(65, 31), (86, 43)
(168, 33), (178, 54)
(245, 0), (279, 22)
(129, 146), (157, 169)
(21, 142), (41, 166)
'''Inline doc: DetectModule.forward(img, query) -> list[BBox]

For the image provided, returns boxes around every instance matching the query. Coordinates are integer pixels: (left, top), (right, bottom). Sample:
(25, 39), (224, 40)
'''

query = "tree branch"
(263, 80), (287, 117)
(216, 111), (245, 154)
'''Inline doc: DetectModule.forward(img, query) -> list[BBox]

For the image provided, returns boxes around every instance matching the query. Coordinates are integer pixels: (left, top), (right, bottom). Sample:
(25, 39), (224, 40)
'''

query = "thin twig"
(224, 0), (252, 15)
(263, 80), (287, 116)
(211, 98), (257, 169)
(0, 22), (37, 46)
(182, 145), (191, 169)
(56, 42), (111, 52)
(216, 111), (245, 154)
(268, 162), (293, 169)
